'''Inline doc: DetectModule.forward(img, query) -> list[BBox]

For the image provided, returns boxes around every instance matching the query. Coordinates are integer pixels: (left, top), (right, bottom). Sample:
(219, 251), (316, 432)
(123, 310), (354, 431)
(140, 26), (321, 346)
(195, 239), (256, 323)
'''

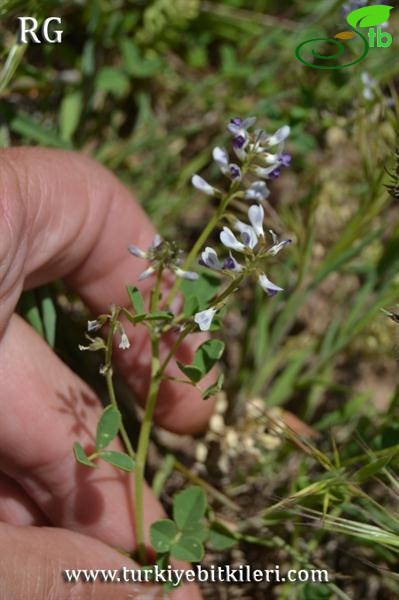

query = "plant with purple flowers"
(187, 117), (291, 330)
(193, 202), (291, 331)
(74, 115), (292, 565)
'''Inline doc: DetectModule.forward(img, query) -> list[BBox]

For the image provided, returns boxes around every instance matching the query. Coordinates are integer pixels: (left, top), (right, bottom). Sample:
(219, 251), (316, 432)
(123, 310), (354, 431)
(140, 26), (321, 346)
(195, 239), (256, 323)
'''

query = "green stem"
(105, 369), (136, 459)
(104, 308), (136, 460)
(159, 273), (243, 381)
(159, 324), (195, 378)
(134, 269), (163, 564)
(131, 153), (254, 561)
(210, 273), (245, 306)
(134, 350), (161, 564)
(166, 183), (242, 306)
(183, 213), (221, 273)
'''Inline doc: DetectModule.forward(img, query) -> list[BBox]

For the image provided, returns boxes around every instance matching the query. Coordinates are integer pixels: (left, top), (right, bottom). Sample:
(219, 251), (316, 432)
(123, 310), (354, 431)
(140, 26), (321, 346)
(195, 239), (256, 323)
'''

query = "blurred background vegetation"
(1, 0), (399, 598)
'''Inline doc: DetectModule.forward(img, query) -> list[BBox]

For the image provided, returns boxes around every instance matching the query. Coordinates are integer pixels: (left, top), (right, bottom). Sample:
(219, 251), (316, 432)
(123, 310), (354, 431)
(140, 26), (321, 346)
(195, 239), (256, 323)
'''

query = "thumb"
(0, 523), (201, 600)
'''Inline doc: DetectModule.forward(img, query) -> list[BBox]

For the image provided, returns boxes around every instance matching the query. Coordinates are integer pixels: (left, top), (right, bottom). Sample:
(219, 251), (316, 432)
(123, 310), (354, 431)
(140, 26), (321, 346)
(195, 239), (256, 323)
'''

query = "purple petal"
(223, 254), (242, 272)
(279, 152), (292, 168)
(233, 134), (247, 149)
(229, 164), (241, 179)
(269, 168), (281, 180)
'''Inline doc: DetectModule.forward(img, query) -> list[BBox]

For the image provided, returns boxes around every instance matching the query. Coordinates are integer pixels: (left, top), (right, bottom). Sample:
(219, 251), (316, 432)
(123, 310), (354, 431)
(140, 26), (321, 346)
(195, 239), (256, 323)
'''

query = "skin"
(0, 147), (215, 599)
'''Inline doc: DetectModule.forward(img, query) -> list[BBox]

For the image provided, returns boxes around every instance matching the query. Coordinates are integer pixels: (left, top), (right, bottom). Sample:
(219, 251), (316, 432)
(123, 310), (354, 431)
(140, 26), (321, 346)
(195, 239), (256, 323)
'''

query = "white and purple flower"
(194, 204), (291, 322)
(234, 220), (258, 249)
(227, 116), (257, 160)
(212, 147), (241, 181)
(199, 247), (223, 270)
(245, 181), (270, 201)
(191, 116), (293, 332)
(258, 274), (284, 297)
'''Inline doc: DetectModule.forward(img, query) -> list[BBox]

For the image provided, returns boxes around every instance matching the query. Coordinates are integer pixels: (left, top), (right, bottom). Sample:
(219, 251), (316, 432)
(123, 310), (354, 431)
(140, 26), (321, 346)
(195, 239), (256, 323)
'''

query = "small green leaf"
(181, 273), (220, 317)
(144, 311), (173, 321)
(82, 39), (95, 75)
(39, 287), (57, 348)
(176, 361), (203, 383)
(0, 124), (10, 148)
(95, 66), (130, 98)
(193, 339), (225, 375)
(100, 450), (135, 471)
(73, 442), (97, 468)
(347, 5), (393, 28)
(176, 340), (224, 384)
(152, 454), (175, 499)
(202, 374), (225, 400)
(173, 486), (207, 530)
(96, 405), (121, 450)
(355, 456), (393, 483)
(19, 291), (44, 338)
(150, 519), (178, 553)
(0, 44), (27, 95)
(378, 424), (399, 449)
(183, 295), (200, 317)
(208, 522), (237, 550)
(127, 285), (145, 314)
(59, 90), (83, 142)
(10, 113), (70, 148)
(171, 535), (204, 562)
(183, 523), (209, 543)
(130, 313), (147, 324)
(120, 39), (162, 78)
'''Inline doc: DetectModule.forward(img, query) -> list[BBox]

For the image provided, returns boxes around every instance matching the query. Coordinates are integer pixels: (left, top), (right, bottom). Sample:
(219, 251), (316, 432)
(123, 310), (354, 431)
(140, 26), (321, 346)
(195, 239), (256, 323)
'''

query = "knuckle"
(0, 150), (27, 331)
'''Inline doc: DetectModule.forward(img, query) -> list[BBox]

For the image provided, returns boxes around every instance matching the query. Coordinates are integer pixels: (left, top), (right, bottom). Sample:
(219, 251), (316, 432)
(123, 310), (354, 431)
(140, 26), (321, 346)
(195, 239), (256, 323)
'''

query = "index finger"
(0, 147), (214, 433)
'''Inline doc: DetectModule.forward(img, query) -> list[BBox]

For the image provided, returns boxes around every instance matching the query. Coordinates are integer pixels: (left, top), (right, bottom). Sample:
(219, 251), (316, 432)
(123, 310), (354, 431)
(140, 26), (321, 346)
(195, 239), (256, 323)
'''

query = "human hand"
(0, 147), (214, 599)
